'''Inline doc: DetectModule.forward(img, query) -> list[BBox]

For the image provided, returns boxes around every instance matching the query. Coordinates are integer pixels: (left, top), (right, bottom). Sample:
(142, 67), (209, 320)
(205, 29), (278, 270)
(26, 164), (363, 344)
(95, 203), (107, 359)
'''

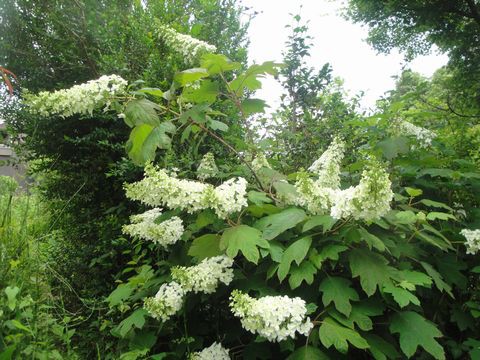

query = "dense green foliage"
(1, 1), (480, 359)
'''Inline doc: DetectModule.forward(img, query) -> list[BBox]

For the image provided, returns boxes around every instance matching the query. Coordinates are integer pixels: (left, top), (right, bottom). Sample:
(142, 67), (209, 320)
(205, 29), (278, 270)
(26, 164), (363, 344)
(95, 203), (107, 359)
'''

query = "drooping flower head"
(157, 23), (216, 65)
(229, 290), (314, 342)
(122, 208), (184, 248)
(144, 282), (185, 322)
(308, 137), (345, 188)
(24, 75), (128, 117)
(189, 342), (230, 360)
(171, 255), (234, 294)
(197, 152), (218, 181)
(460, 229), (480, 255)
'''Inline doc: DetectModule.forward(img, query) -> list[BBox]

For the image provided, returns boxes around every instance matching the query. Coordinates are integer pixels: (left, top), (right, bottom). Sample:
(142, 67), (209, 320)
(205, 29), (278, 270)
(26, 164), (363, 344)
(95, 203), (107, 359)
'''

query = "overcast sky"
(242, 0), (449, 112)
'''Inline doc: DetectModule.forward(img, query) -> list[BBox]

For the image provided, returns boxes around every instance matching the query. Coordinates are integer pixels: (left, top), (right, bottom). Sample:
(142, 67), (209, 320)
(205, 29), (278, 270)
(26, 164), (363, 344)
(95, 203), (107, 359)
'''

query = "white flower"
(197, 152), (218, 181)
(144, 282), (185, 322)
(122, 208), (184, 248)
(210, 177), (248, 219)
(25, 75), (127, 117)
(396, 120), (436, 148)
(460, 229), (480, 255)
(157, 24), (216, 65)
(171, 255), (234, 294)
(251, 154), (271, 171)
(229, 290), (313, 342)
(125, 165), (248, 219)
(190, 343), (230, 360)
(308, 137), (345, 188)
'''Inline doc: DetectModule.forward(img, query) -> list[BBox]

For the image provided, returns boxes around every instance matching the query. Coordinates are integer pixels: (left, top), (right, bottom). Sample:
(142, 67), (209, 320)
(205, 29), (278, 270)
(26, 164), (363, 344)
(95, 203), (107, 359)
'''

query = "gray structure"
(0, 123), (25, 181)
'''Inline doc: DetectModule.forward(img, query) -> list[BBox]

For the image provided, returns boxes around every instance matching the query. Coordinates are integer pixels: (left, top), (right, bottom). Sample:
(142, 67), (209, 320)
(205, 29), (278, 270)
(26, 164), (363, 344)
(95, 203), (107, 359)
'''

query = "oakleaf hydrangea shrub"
(23, 46), (479, 359)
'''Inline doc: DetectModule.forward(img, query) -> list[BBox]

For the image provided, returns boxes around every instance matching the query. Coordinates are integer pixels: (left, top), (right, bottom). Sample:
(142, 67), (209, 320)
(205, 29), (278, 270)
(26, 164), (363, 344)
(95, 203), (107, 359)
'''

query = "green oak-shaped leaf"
(349, 249), (395, 296)
(310, 244), (348, 269)
(124, 98), (161, 127)
(390, 311), (445, 360)
(303, 215), (337, 233)
(277, 236), (312, 281)
(200, 53), (241, 75)
(220, 225), (269, 264)
(319, 277), (359, 316)
(254, 207), (306, 240)
(115, 308), (148, 338)
(319, 317), (369, 353)
(174, 68), (209, 86)
(364, 334), (401, 360)
(382, 283), (420, 308)
(188, 234), (223, 260)
(126, 122), (175, 165)
(288, 260), (317, 289)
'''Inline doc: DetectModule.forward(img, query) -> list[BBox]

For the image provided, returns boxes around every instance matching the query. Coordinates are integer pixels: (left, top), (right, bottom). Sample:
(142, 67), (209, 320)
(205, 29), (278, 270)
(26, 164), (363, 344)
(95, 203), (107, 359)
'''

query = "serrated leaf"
(319, 277), (359, 316)
(182, 79), (219, 104)
(405, 187), (422, 197)
(208, 119), (229, 132)
(174, 68), (209, 86)
(303, 215), (337, 233)
(419, 199), (453, 211)
(358, 227), (386, 252)
(124, 98), (161, 127)
(229, 61), (280, 95)
(200, 53), (241, 75)
(319, 317), (369, 353)
(349, 249), (394, 296)
(277, 236), (312, 281)
(426, 212), (456, 221)
(420, 262), (453, 297)
(248, 191), (273, 205)
(107, 284), (134, 307)
(390, 311), (445, 359)
(394, 211), (417, 225)
(286, 346), (329, 360)
(188, 234), (222, 260)
(382, 283), (420, 308)
(377, 136), (409, 160)
(364, 334), (401, 360)
(288, 260), (317, 289)
(310, 244), (348, 269)
(115, 309), (148, 338)
(254, 207), (306, 240)
(126, 124), (172, 165)
(220, 225), (269, 264)
(241, 98), (268, 116)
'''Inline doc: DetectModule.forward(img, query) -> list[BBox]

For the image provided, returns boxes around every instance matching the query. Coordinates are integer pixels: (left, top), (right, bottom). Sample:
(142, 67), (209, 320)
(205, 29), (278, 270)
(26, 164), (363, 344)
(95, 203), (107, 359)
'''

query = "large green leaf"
(124, 98), (161, 127)
(220, 225), (269, 264)
(241, 98), (268, 116)
(377, 136), (409, 160)
(382, 283), (420, 308)
(310, 244), (348, 269)
(319, 317), (369, 353)
(364, 334), (401, 360)
(349, 249), (394, 296)
(303, 215), (337, 233)
(288, 260), (317, 289)
(319, 277), (359, 316)
(182, 80), (219, 104)
(200, 53), (241, 75)
(277, 236), (312, 281)
(254, 207), (306, 240)
(107, 284), (134, 307)
(229, 61), (280, 95)
(174, 68), (209, 86)
(286, 346), (329, 360)
(390, 311), (445, 359)
(126, 122), (175, 165)
(188, 234), (223, 260)
(114, 309), (148, 338)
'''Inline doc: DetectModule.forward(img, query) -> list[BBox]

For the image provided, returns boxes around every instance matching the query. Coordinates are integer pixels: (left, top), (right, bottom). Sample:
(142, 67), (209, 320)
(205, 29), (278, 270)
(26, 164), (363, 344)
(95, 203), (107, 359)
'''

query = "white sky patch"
(242, 0), (449, 112)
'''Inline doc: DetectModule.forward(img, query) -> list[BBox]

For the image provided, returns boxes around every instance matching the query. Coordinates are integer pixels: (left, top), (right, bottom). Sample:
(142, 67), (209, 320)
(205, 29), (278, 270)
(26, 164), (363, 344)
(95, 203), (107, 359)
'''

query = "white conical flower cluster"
(308, 137), (345, 188)
(460, 229), (480, 255)
(190, 342), (231, 360)
(251, 153), (271, 171)
(171, 255), (234, 294)
(144, 256), (234, 322)
(229, 290), (313, 342)
(396, 120), (436, 148)
(25, 75), (127, 117)
(125, 165), (247, 219)
(292, 139), (393, 221)
(157, 24), (216, 65)
(122, 208), (184, 248)
(144, 281), (185, 322)
(197, 152), (218, 181)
